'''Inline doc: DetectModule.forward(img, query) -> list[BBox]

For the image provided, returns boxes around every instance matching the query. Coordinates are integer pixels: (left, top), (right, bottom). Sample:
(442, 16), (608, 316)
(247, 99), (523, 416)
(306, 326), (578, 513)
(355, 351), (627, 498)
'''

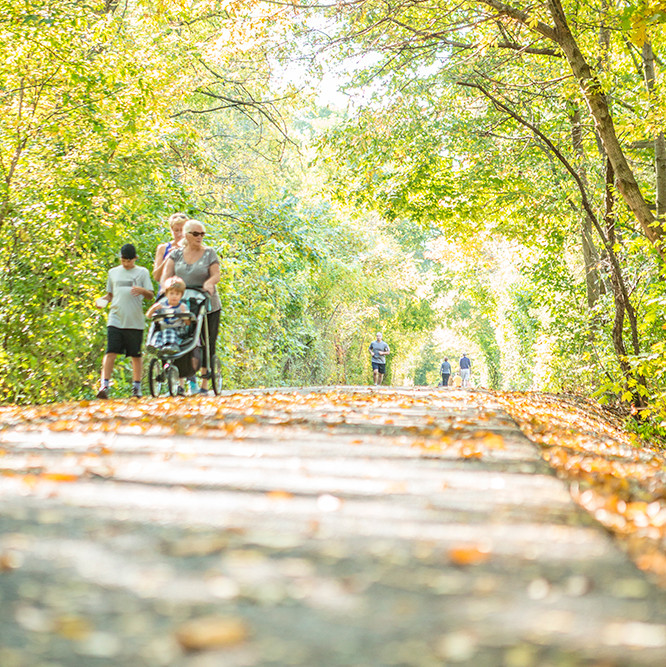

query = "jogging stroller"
(146, 287), (222, 397)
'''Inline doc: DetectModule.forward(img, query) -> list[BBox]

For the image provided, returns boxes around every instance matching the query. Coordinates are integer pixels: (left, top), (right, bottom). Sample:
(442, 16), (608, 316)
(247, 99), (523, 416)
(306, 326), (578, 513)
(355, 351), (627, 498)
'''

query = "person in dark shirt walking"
(440, 357), (452, 388)
(459, 353), (472, 387)
(369, 333), (390, 385)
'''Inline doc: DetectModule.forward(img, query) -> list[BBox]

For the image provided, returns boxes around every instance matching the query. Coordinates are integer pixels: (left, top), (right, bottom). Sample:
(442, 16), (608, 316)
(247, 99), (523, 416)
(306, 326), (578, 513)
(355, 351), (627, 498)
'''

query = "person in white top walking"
(95, 244), (154, 399)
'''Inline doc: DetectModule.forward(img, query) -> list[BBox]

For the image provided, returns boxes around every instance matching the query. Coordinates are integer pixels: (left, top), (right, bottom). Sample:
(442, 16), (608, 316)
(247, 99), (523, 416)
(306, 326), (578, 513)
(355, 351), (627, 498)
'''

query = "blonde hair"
(168, 213), (189, 228)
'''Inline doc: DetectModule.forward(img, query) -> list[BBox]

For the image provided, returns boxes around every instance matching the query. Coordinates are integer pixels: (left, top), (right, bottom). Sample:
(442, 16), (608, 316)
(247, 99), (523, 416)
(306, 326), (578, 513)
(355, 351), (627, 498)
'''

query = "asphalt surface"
(0, 387), (665, 667)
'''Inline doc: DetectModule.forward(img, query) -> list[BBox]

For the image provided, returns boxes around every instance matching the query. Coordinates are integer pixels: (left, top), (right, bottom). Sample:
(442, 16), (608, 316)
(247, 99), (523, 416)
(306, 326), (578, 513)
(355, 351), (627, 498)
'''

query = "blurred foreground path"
(1, 387), (666, 667)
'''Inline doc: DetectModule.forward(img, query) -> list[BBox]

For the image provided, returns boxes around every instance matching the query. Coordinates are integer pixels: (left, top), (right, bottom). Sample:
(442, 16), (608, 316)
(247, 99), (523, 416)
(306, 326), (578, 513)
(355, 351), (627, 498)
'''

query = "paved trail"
(1, 387), (666, 667)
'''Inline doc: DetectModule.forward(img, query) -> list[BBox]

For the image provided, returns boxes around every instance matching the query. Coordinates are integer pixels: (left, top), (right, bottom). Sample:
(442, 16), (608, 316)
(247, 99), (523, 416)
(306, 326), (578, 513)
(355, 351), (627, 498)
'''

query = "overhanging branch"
(458, 80), (635, 314)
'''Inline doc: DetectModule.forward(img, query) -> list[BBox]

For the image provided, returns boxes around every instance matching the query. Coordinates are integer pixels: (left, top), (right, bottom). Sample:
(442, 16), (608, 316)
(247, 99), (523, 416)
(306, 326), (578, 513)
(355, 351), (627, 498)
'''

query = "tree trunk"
(605, 176), (633, 393)
(642, 41), (666, 219)
(545, 0), (665, 256)
(604, 159), (647, 409)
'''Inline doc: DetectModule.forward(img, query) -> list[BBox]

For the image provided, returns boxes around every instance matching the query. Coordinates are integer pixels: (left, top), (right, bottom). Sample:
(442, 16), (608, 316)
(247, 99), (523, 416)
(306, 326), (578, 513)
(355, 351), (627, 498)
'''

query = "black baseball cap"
(120, 243), (137, 259)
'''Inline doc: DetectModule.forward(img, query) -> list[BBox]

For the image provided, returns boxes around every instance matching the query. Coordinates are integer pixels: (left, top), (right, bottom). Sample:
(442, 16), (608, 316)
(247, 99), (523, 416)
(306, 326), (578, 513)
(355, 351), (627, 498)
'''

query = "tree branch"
(475, 0), (558, 41)
(458, 80), (637, 325)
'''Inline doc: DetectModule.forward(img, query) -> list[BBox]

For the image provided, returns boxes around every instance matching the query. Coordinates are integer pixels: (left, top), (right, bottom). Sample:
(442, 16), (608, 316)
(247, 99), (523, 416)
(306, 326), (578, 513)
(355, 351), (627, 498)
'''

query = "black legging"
(203, 309), (220, 369)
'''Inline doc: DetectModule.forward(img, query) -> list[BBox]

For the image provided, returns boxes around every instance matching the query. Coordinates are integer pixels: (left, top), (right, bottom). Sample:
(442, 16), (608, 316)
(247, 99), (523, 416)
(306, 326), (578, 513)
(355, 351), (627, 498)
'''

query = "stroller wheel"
(167, 365), (180, 397)
(148, 357), (165, 397)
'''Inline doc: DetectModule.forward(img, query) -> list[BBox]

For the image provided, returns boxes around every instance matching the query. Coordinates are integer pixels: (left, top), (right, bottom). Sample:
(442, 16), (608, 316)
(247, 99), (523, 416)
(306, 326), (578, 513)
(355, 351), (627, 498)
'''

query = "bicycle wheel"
(167, 365), (180, 397)
(148, 357), (164, 397)
(210, 355), (222, 396)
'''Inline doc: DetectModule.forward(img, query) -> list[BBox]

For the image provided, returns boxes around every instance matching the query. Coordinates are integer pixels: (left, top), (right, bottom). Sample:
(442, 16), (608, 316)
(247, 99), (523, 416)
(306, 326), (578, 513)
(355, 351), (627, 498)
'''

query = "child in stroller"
(146, 276), (192, 354)
(146, 286), (218, 397)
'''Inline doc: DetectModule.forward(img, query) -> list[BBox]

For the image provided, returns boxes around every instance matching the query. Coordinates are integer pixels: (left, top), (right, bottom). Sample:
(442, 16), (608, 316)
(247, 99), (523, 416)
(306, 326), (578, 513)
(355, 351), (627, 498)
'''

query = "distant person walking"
(459, 353), (472, 387)
(369, 333), (390, 386)
(440, 357), (452, 388)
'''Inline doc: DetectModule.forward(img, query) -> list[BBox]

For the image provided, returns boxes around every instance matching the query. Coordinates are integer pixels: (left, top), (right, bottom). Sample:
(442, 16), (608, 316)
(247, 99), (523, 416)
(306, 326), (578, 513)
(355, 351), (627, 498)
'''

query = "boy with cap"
(95, 244), (154, 398)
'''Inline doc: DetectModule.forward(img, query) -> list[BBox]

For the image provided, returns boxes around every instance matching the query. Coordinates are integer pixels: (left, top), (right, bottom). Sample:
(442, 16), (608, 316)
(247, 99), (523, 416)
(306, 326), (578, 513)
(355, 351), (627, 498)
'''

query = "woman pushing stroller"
(162, 220), (221, 396)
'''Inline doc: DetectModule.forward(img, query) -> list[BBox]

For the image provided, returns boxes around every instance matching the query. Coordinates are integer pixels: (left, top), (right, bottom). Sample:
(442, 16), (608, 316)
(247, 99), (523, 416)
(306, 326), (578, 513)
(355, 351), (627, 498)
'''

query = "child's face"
(121, 257), (136, 270)
(165, 289), (183, 306)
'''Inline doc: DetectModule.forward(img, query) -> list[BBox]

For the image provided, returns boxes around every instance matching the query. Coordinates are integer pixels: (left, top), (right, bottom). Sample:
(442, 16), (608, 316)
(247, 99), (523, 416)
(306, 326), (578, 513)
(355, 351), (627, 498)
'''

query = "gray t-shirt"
(440, 361), (452, 374)
(369, 340), (390, 364)
(169, 247), (221, 312)
(106, 265), (153, 330)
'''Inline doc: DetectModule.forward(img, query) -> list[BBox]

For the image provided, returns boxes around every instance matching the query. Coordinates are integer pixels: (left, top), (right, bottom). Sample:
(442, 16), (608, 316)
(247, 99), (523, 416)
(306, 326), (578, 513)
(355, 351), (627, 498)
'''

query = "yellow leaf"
(482, 433), (505, 449)
(55, 615), (92, 640)
(176, 616), (249, 651)
(266, 490), (294, 500)
(41, 473), (79, 483)
(449, 545), (490, 566)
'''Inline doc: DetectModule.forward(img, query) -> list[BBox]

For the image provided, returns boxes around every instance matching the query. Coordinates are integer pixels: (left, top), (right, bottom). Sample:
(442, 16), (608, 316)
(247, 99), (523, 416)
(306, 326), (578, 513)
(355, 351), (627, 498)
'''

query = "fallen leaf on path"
(41, 473), (79, 483)
(460, 445), (483, 459)
(635, 551), (666, 577)
(482, 433), (505, 449)
(266, 490), (294, 500)
(164, 535), (229, 557)
(175, 616), (249, 651)
(448, 545), (490, 566)
(0, 550), (24, 571)
(55, 615), (92, 640)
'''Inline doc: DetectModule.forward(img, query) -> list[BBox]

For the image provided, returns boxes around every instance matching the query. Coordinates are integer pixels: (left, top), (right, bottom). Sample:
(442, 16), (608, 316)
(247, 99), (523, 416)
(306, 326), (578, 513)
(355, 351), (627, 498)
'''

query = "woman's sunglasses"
(188, 231), (205, 238)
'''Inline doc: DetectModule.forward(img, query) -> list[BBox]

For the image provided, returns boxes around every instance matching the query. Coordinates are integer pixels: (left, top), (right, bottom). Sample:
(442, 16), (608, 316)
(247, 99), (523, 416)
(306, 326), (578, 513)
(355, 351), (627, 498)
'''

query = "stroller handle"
(150, 310), (195, 322)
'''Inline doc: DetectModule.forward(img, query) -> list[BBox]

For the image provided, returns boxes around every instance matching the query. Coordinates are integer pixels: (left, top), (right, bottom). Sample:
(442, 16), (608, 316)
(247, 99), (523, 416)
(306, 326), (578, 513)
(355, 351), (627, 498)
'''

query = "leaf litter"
(496, 391), (666, 586)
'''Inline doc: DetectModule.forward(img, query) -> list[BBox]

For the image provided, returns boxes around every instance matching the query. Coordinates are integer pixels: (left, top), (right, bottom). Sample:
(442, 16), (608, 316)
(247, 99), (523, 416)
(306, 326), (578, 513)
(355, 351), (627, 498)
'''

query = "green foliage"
(412, 339), (439, 386)
(504, 287), (540, 390)
(0, 0), (195, 402)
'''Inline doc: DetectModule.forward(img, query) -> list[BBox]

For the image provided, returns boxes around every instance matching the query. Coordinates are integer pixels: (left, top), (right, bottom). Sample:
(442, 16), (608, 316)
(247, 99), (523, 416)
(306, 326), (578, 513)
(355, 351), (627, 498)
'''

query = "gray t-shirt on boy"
(369, 341), (390, 364)
(106, 265), (153, 330)
(169, 247), (221, 312)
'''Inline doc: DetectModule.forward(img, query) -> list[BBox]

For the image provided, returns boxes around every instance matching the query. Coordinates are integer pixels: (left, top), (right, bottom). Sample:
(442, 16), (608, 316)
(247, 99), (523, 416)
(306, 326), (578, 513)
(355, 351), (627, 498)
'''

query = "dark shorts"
(106, 327), (143, 357)
(372, 362), (386, 373)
